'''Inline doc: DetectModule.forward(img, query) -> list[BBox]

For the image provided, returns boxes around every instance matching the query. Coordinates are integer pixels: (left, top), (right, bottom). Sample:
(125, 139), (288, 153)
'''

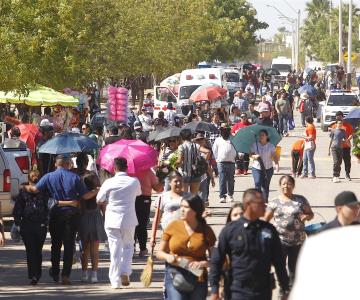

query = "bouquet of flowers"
(156, 151), (179, 180)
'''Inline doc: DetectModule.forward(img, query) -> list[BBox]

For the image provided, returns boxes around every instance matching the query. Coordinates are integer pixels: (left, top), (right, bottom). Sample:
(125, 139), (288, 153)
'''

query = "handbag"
(190, 143), (208, 178)
(304, 140), (315, 151)
(168, 266), (198, 293)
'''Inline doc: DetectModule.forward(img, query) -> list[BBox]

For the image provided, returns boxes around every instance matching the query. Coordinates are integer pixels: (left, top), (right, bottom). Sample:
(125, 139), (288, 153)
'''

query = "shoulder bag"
(190, 143), (207, 178)
(304, 139), (315, 151)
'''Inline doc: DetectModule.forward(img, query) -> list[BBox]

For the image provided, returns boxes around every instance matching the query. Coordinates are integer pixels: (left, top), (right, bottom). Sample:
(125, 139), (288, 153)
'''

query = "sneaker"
(91, 271), (98, 283)
(220, 197), (226, 203)
(139, 249), (148, 257)
(111, 284), (121, 289)
(346, 174), (351, 181)
(121, 273), (130, 286)
(228, 195), (234, 202)
(332, 177), (337, 183)
(309, 175), (316, 179)
(299, 175), (307, 179)
(81, 270), (89, 282)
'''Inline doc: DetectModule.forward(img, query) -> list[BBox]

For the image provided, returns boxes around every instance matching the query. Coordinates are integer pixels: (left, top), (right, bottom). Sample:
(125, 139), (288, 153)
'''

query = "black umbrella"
(147, 127), (166, 143)
(266, 68), (280, 76)
(182, 121), (219, 133)
(154, 126), (181, 142)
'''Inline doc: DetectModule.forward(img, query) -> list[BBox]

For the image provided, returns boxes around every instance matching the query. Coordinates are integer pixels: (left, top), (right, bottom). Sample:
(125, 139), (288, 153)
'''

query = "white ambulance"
(153, 68), (228, 117)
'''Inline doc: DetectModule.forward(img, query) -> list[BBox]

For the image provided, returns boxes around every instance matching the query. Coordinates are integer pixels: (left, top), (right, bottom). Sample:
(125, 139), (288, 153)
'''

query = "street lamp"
(346, 0), (352, 89)
(266, 4), (299, 71)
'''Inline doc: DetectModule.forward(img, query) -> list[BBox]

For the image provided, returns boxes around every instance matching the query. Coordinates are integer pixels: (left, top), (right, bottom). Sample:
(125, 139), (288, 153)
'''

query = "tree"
(302, 0), (360, 63)
(207, 0), (268, 61)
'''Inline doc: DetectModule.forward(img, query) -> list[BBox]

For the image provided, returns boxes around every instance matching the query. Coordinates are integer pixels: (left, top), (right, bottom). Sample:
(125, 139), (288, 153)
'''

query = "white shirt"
(212, 137), (237, 163)
(138, 114), (153, 132)
(250, 142), (275, 170)
(164, 109), (176, 126)
(97, 172), (141, 229)
(290, 226), (360, 300)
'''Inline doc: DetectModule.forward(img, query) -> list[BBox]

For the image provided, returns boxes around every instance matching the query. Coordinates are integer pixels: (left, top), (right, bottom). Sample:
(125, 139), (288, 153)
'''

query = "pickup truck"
(318, 90), (359, 132)
(0, 145), (31, 217)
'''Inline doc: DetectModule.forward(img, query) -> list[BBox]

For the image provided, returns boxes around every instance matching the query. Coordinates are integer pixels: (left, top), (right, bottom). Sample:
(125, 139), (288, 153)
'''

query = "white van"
(271, 57), (292, 86)
(178, 68), (227, 107)
(153, 68), (228, 117)
(224, 68), (241, 98)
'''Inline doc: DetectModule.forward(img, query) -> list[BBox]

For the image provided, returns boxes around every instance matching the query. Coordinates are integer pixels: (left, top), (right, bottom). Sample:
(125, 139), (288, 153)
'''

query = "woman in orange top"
(157, 195), (216, 300)
(301, 116), (317, 179)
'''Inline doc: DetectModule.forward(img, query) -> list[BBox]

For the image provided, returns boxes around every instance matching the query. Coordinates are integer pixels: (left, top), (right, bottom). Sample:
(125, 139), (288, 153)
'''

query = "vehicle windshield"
(226, 72), (240, 83)
(179, 85), (201, 99)
(327, 95), (358, 106)
(272, 64), (292, 73)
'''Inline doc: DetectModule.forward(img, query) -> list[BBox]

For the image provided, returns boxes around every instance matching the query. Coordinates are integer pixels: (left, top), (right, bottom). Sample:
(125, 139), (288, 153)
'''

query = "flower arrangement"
(156, 151), (179, 180)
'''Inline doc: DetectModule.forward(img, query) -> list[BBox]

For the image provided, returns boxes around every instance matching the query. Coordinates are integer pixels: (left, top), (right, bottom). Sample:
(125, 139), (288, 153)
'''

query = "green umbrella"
(0, 85), (78, 106)
(230, 125), (282, 153)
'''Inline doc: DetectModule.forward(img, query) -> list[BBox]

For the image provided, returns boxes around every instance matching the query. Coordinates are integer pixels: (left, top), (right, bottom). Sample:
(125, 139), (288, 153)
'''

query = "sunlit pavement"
(1, 110), (359, 299)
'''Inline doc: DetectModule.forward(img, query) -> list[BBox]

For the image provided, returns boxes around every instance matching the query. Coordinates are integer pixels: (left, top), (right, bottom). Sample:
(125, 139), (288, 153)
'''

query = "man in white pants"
(97, 157), (141, 289)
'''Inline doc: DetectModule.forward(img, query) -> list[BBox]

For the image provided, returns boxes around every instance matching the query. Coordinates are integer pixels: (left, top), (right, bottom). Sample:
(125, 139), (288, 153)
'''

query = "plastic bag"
(10, 223), (21, 242)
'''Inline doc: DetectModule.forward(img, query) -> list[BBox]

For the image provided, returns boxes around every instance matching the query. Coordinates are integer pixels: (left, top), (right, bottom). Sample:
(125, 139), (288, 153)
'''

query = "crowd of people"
(0, 70), (358, 300)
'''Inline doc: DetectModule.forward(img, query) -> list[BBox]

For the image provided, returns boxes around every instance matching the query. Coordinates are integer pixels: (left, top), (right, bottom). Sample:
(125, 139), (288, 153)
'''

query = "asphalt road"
(0, 110), (359, 299)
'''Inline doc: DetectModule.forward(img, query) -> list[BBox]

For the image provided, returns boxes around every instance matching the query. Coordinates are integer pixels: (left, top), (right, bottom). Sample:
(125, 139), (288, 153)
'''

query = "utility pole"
(297, 9), (300, 71)
(346, 0), (352, 89)
(339, 0), (343, 66)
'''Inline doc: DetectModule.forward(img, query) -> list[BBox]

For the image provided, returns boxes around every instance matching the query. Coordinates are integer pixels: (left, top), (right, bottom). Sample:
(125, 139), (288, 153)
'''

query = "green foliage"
(0, 0), (266, 93)
(302, 0), (360, 63)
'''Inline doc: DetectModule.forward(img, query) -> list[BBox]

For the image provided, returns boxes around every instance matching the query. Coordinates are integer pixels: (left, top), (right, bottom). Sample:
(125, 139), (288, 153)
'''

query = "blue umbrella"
(230, 125), (282, 153)
(298, 84), (317, 97)
(38, 132), (99, 154)
(344, 108), (360, 129)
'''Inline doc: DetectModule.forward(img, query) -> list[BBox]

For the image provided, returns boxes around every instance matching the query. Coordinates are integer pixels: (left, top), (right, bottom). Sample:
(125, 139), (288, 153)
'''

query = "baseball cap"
(334, 191), (360, 206)
(40, 119), (53, 127)
(259, 106), (269, 113)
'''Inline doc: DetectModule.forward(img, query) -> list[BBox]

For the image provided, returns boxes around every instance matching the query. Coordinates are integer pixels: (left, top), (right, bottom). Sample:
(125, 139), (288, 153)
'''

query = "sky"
(249, 0), (309, 39)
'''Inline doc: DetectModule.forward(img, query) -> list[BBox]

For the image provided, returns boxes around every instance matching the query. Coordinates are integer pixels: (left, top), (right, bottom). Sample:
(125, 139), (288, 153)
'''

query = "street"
(1, 111), (359, 299)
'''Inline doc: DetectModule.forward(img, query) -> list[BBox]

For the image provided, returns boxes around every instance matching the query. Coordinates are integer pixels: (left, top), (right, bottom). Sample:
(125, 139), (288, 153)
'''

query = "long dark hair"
(182, 195), (209, 244)
(226, 202), (243, 224)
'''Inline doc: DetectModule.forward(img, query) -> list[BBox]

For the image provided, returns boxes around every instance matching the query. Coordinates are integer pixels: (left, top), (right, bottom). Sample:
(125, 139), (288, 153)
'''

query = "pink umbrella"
(97, 139), (158, 174)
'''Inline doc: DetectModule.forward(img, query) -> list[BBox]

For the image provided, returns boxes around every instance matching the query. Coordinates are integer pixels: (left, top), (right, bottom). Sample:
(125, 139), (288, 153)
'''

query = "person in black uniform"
(209, 188), (290, 300)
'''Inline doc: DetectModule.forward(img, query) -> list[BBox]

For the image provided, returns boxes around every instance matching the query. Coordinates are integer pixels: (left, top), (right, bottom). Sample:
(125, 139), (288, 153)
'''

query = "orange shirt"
(305, 124), (316, 143)
(162, 220), (216, 261)
(292, 139), (305, 157)
(330, 122), (354, 148)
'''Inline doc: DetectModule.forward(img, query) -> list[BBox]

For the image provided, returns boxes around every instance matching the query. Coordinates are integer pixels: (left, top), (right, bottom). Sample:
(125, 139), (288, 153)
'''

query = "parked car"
(318, 90), (359, 132)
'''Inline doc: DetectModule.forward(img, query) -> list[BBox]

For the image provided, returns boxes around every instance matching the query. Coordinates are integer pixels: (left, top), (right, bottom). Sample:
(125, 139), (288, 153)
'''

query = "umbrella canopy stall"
(0, 85), (79, 107)
(97, 139), (158, 174)
(231, 125), (282, 154)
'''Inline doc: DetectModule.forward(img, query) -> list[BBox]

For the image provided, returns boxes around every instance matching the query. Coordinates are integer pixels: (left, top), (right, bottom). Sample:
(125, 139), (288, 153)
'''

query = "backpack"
(190, 143), (208, 178)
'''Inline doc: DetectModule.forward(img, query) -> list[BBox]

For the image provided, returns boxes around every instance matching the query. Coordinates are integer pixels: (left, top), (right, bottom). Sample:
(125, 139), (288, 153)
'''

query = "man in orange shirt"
(291, 139), (305, 177)
(330, 111), (353, 180)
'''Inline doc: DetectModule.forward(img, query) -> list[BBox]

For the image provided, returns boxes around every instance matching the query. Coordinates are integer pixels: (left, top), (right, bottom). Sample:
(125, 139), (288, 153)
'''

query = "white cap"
(40, 119), (53, 127)
(71, 127), (80, 134)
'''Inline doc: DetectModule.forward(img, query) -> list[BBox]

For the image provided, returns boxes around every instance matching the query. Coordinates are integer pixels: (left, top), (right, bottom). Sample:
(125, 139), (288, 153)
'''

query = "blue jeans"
(217, 162), (235, 198)
(164, 266), (208, 300)
(252, 167), (273, 202)
(278, 114), (289, 135)
(302, 148), (316, 177)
